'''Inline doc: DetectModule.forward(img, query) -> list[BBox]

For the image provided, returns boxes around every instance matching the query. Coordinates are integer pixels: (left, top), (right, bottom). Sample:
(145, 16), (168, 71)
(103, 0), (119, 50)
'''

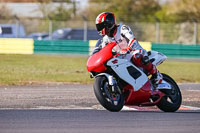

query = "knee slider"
(141, 56), (150, 65)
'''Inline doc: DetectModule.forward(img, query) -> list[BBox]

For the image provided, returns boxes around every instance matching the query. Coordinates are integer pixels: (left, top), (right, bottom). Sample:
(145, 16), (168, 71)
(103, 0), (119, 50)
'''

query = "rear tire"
(156, 73), (182, 112)
(94, 76), (124, 112)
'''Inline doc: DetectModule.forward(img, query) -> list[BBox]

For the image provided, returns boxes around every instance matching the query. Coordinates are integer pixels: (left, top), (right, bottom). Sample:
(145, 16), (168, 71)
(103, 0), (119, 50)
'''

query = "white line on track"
(0, 105), (200, 111)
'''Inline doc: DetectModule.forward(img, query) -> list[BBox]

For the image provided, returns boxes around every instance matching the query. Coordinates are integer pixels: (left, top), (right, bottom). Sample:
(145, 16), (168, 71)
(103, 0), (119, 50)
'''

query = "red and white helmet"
(95, 12), (116, 36)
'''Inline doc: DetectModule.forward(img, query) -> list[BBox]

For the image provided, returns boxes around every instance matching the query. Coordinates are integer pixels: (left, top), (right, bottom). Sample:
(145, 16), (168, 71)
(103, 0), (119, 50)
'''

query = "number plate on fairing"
(107, 58), (148, 91)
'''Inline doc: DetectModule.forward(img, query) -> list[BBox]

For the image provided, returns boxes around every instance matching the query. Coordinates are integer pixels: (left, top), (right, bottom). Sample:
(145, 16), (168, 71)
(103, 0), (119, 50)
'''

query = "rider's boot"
(143, 62), (163, 85)
(151, 69), (163, 85)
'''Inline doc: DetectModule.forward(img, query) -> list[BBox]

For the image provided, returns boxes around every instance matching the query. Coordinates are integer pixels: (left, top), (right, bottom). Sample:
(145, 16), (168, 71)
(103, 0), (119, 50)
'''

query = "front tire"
(94, 76), (124, 112)
(156, 73), (182, 112)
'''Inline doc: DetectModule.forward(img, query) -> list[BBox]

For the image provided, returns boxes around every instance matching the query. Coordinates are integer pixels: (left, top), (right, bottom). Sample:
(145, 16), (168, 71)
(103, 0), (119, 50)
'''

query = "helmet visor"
(96, 22), (105, 32)
(106, 23), (114, 29)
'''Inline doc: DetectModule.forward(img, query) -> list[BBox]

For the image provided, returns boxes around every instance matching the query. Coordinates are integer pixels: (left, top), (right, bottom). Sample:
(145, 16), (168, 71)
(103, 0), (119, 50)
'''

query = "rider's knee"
(141, 56), (150, 65)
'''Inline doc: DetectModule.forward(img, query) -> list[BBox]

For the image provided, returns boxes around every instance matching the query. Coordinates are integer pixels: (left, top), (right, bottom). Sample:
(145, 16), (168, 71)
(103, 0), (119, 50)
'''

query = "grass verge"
(0, 54), (199, 85)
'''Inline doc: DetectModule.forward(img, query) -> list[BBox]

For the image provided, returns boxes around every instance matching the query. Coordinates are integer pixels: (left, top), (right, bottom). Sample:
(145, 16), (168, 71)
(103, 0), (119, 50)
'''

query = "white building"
(0, 0), (88, 18)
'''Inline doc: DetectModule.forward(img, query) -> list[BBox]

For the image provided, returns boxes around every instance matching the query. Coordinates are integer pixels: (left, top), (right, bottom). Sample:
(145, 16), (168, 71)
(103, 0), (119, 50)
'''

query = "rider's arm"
(120, 25), (146, 54)
(91, 39), (103, 55)
(91, 37), (109, 55)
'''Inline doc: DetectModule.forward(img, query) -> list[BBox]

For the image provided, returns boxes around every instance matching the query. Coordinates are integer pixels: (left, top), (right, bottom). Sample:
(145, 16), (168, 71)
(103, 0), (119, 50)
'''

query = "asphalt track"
(0, 83), (200, 109)
(0, 83), (200, 133)
(0, 109), (200, 133)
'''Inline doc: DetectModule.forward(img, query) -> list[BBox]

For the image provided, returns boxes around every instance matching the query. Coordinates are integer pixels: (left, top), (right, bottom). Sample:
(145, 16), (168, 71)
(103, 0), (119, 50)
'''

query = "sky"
(2, 0), (89, 18)
(2, 0), (171, 18)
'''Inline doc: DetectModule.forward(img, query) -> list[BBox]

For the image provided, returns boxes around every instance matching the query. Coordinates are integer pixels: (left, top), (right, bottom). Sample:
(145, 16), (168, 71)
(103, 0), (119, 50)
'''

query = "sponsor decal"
(112, 59), (118, 64)
(122, 25), (129, 30)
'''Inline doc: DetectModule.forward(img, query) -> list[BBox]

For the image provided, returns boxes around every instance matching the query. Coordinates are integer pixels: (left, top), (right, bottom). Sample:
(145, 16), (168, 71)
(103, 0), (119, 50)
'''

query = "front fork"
(94, 73), (122, 94)
(91, 73), (122, 95)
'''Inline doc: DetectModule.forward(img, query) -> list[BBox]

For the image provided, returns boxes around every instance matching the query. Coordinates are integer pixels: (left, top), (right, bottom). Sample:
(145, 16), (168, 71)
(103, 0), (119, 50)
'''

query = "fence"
(0, 38), (200, 58)
(152, 43), (200, 58)
(34, 40), (89, 54)
(0, 18), (200, 44)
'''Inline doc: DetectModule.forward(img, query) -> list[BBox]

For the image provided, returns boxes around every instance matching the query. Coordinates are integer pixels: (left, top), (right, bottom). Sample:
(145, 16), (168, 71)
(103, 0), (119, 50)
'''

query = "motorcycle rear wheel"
(94, 76), (124, 112)
(156, 73), (182, 112)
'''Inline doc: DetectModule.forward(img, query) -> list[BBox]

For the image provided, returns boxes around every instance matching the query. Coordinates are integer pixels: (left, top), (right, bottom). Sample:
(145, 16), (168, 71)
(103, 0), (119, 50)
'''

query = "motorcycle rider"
(93, 12), (163, 85)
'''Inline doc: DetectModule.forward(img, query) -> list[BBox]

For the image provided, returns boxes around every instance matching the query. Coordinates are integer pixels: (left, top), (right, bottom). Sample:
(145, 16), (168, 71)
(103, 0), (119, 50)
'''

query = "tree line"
(1, 0), (200, 23)
(83, 0), (200, 23)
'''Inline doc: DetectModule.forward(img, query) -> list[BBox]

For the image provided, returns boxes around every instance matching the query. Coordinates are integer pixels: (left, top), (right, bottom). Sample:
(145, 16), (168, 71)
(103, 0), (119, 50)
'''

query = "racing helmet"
(95, 12), (116, 36)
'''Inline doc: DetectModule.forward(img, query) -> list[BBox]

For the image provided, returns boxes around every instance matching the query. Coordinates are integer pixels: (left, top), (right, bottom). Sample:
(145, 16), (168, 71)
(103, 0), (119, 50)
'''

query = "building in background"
(0, 0), (88, 18)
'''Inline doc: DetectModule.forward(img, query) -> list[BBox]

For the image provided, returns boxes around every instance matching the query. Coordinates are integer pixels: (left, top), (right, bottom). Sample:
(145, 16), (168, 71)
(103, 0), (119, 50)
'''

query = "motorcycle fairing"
(87, 42), (117, 72)
(148, 50), (167, 66)
(123, 81), (152, 105)
(107, 58), (148, 91)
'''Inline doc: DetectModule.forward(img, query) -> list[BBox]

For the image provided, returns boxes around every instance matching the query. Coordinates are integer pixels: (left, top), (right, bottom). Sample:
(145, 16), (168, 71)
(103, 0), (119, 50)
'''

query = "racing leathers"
(92, 24), (163, 85)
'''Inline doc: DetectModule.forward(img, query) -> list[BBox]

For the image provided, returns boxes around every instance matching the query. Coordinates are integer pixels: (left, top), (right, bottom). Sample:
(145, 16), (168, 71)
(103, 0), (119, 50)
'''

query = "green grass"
(0, 54), (200, 85)
(0, 54), (92, 85)
(158, 60), (200, 83)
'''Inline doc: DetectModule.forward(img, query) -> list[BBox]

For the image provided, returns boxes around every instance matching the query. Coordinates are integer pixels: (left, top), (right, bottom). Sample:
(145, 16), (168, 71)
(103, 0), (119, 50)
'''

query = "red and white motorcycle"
(87, 42), (182, 112)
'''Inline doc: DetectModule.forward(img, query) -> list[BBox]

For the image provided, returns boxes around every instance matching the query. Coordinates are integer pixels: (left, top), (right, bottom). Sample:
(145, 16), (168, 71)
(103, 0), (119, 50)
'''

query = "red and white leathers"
(93, 24), (163, 84)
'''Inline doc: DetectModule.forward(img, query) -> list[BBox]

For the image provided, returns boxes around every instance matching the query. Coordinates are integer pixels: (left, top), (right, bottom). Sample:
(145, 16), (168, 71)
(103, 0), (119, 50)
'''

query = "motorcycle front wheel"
(156, 73), (182, 112)
(94, 76), (124, 112)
